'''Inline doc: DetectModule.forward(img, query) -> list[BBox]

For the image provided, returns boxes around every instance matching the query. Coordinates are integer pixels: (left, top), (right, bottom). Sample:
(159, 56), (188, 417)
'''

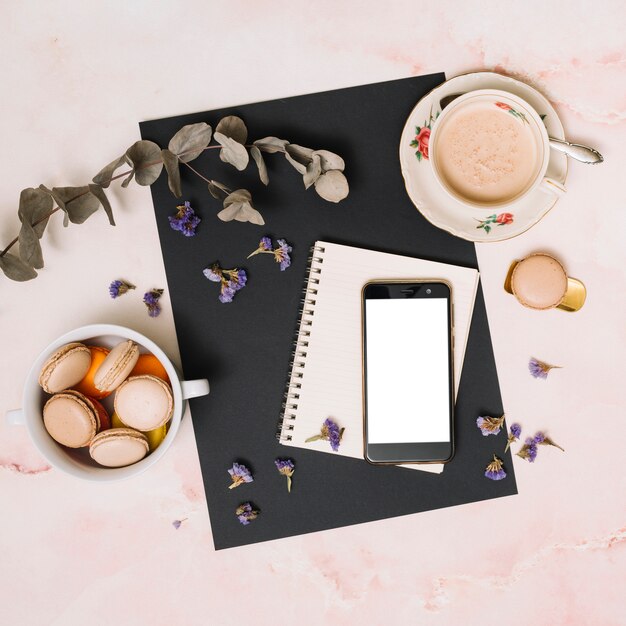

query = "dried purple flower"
(203, 265), (222, 282)
(536, 432), (565, 452)
(305, 417), (344, 451)
(143, 288), (164, 318)
(228, 462), (254, 489)
(235, 502), (259, 526)
(484, 455), (506, 481)
(274, 238), (292, 271)
(517, 437), (538, 463)
(275, 458), (295, 492)
(109, 279), (135, 299)
(476, 414), (505, 437)
(247, 236), (293, 271)
(172, 518), (187, 530)
(203, 263), (247, 303)
(168, 201), (201, 237)
(504, 422), (522, 453)
(529, 357), (562, 380)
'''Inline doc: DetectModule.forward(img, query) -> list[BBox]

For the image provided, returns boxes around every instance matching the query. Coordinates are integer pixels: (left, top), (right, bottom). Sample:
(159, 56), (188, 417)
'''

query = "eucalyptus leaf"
(92, 155), (125, 188)
(39, 185), (69, 227)
(88, 184), (115, 226)
(52, 186), (101, 224)
(285, 144), (314, 165)
(284, 152), (306, 175)
(223, 189), (253, 206)
(168, 122), (212, 163)
(314, 170), (349, 203)
(125, 140), (163, 186)
(253, 137), (288, 154)
(214, 132), (249, 171)
(250, 146), (269, 185)
(313, 149), (345, 172)
(303, 154), (322, 189)
(207, 179), (231, 200)
(218, 189), (264, 225)
(215, 116), (248, 144)
(18, 187), (53, 238)
(18, 221), (43, 269)
(0, 253), (37, 281)
(161, 149), (182, 198)
(121, 170), (134, 188)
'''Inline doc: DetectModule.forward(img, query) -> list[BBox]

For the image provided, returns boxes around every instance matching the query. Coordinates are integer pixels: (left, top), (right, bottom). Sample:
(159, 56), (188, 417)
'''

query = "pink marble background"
(1, 1), (624, 624)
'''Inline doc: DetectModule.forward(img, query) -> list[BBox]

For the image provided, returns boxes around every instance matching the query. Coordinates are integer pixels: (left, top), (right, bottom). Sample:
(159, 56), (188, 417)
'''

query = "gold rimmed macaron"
(504, 252), (586, 312)
(38, 343), (92, 394)
(89, 428), (149, 467)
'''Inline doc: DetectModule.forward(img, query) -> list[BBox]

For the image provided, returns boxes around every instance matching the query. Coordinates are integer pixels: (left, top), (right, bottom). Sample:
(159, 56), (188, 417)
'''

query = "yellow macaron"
(111, 411), (167, 452)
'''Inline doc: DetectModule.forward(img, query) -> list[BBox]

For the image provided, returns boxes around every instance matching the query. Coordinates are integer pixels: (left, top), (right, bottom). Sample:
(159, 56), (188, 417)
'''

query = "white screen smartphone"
(362, 280), (454, 464)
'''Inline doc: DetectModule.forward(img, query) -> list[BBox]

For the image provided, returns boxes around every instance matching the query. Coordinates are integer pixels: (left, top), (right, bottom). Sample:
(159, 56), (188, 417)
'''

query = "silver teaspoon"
(439, 94), (604, 164)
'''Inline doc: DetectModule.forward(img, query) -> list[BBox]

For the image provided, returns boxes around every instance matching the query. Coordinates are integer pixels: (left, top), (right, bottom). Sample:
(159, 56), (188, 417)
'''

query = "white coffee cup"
(430, 89), (566, 209)
(5, 324), (209, 482)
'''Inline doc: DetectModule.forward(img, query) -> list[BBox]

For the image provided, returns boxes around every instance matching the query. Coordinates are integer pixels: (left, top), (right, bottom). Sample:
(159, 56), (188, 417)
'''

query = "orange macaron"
(73, 346), (111, 399)
(129, 354), (170, 384)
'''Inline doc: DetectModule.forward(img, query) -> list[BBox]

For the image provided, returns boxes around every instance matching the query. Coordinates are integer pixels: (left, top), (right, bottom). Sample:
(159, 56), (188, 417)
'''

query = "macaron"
(94, 340), (140, 393)
(129, 353), (170, 384)
(89, 428), (149, 468)
(73, 346), (111, 399)
(114, 375), (174, 432)
(38, 343), (92, 394)
(43, 390), (110, 448)
(511, 253), (568, 310)
(112, 411), (167, 452)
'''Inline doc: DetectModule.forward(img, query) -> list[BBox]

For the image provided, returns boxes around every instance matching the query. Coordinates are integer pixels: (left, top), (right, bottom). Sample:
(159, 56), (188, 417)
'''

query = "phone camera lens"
(426, 288), (432, 294)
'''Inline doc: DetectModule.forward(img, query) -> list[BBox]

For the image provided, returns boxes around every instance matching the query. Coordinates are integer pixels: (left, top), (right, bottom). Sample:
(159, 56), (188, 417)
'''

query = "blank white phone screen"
(365, 298), (450, 444)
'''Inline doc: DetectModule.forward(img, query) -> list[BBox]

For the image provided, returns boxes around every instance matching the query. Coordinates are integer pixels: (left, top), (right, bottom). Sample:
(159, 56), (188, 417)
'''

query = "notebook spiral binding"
(276, 244), (326, 441)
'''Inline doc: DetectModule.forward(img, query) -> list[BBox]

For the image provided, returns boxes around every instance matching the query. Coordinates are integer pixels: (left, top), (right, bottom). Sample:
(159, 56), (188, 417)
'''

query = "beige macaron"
(511, 253), (568, 310)
(38, 342), (92, 394)
(43, 389), (106, 448)
(114, 375), (174, 432)
(94, 340), (140, 393)
(89, 428), (149, 468)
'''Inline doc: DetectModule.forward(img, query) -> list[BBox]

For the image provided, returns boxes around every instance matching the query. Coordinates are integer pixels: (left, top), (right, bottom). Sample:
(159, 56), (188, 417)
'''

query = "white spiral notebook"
(277, 241), (479, 474)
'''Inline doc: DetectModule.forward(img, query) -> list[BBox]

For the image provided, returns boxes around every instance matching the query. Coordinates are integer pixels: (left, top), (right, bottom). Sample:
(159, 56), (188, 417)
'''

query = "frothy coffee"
(434, 102), (539, 205)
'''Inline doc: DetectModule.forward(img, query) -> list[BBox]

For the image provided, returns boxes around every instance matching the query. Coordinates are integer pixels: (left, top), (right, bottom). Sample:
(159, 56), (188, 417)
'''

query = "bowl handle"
(181, 379), (210, 400)
(6, 409), (25, 426)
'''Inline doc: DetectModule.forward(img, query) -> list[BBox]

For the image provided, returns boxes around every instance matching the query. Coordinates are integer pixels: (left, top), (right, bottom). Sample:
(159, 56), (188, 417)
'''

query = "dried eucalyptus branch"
(0, 115), (349, 282)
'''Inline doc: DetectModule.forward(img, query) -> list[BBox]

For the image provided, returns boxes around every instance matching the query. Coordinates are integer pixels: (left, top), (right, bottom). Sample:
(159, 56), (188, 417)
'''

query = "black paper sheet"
(140, 73), (517, 550)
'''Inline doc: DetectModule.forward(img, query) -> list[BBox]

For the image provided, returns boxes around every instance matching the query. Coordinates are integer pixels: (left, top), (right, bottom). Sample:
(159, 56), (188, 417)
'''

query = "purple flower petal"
(169, 201), (201, 237)
(143, 289), (164, 318)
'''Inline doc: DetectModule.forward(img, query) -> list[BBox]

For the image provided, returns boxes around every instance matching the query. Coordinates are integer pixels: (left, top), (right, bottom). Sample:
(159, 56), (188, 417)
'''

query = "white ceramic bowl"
(5, 324), (209, 481)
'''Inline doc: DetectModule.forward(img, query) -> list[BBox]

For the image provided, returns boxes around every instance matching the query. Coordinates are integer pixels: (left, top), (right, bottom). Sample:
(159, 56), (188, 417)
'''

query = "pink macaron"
(94, 339), (140, 393)
(114, 375), (174, 432)
(43, 389), (110, 448)
(38, 343), (92, 394)
(89, 428), (149, 468)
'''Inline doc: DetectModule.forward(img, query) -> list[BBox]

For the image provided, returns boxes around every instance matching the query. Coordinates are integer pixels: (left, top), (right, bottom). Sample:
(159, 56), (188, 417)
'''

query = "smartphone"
(362, 280), (455, 464)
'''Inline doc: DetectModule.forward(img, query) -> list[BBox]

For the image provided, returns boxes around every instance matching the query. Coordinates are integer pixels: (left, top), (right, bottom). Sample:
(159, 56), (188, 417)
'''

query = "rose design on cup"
(410, 111), (439, 162)
(475, 212), (514, 234)
(411, 126), (431, 160)
(494, 101), (528, 124)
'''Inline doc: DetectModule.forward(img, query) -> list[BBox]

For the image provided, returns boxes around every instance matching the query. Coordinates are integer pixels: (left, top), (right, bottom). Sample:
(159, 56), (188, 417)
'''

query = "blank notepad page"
(278, 241), (479, 474)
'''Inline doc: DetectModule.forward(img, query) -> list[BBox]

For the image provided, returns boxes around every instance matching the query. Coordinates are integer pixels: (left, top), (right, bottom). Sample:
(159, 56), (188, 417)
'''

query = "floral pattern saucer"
(399, 72), (568, 242)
